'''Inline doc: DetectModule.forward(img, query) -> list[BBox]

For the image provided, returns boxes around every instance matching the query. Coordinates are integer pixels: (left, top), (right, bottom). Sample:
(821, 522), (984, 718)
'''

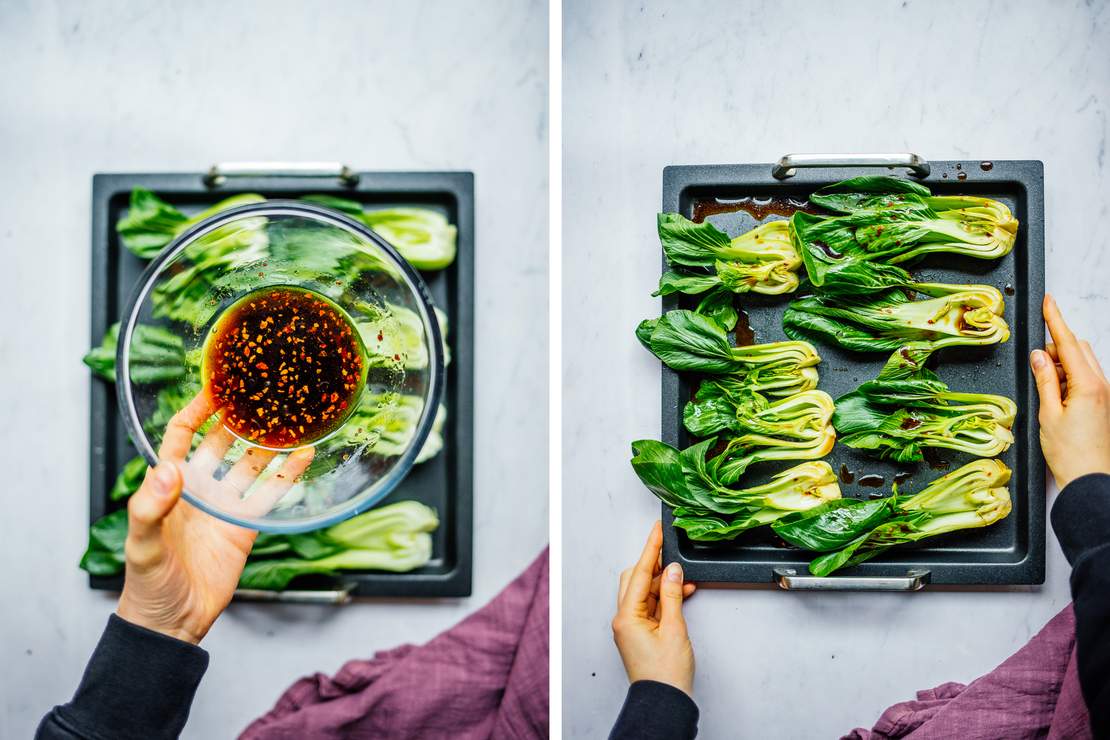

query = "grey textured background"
(0, 1), (548, 736)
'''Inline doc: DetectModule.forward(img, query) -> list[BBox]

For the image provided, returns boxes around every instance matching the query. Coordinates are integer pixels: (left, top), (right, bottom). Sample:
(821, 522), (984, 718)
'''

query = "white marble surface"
(0, 1), (547, 737)
(563, 1), (1108, 737)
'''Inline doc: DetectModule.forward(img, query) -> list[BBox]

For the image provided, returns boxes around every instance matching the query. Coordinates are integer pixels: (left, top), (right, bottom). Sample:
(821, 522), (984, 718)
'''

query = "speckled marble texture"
(0, 1), (547, 737)
(563, 1), (1108, 737)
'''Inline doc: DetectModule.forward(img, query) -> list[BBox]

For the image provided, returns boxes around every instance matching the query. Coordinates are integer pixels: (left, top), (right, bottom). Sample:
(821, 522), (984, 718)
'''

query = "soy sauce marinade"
(203, 286), (366, 449)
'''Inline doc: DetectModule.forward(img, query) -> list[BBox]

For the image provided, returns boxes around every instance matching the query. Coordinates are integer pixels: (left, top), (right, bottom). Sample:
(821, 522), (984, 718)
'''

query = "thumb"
(658, 562), (688, 633)
(1030, 350), (1061, 411)
(126, 461), (182, 568)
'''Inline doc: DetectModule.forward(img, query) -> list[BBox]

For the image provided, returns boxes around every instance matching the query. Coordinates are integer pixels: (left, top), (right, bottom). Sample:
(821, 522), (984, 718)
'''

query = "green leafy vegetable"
(700, 391), (837, 484)
(807, 176), (935, 215)
(832, 343), (1016, 462)
(809, 176), (1018, 227)
(238, 501), (438, 589)
(360, 208), (457, 271)
(793, 177), (1018, 293)
(79, 509), (129, 576)
(117, 188), (266, 259)
(303, 195), (457, 271)
(772, 497), (899, 552)
(355, 302), (449, 371)
(806, 459), (1012, 576)
(693, 289), (739, 331)
(655, 214), (800, 296)
(630, 438), (841, 541)
(151, 216), (270, 325)
(685, 385), (833, 442)
(82, 323), (186, 384)
(636, 310), (821, 395)
(794, 188), (1016, 268)
(783, 283), (1009, 353)
(80, 500), (438, 588)
(110, 455), (148, 501)
(416, 403), (448, 464)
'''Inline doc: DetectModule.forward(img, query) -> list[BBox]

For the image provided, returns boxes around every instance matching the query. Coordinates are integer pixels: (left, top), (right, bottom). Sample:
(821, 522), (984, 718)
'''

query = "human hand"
(117, 389), (313, 644)
(611, 521), (697, 697)
(1030, 294), (1110, 491)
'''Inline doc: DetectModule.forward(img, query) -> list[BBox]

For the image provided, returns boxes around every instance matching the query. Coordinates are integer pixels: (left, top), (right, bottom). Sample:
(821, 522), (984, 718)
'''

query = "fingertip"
(153, 461), (181, 495)
(1030, 349), (1048, 370)
(665, 561), (683, 584)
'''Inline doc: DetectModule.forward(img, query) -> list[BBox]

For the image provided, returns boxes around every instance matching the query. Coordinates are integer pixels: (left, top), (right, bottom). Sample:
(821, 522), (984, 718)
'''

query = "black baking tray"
(659, 160), (1046, 587)
(89, 171), (474, 598)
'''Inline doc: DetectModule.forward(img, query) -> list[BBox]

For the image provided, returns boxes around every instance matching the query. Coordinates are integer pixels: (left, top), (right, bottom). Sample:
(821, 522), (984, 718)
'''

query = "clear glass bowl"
(116, 201), (444, 533)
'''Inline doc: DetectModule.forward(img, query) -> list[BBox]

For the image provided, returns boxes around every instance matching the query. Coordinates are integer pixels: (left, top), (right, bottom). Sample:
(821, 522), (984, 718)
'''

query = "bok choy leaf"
(805, 459), (1012, 576)
(117, 188), (266, 259)
(655, 214), (801, 296)
(630, 438), (841, 541)
(636, 310), (821, 395)
(80, 501), (438, 588)
(704, 392), (837, 484)
(782, 283), (1009, 353)
(302, 195), (457, 270)
(238, 501), (438, 589)
(832, 342), (1016, 462)
(83, 322), (187, 384)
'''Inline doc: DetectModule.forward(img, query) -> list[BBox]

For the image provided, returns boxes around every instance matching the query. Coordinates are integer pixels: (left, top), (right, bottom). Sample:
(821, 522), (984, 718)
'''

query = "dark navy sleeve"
(609, 680), (699, 740)
(36, 614), (209, 740)
(1051, 472), (1110, 739)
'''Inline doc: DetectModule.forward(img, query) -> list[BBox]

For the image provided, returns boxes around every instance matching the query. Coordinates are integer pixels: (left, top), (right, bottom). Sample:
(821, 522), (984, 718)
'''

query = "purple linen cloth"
(843, 604), (1091, 740)
(240, 547), (549, 740)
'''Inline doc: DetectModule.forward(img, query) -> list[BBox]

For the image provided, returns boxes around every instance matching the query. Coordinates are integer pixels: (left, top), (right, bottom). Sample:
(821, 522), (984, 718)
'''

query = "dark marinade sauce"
(204, 286), (365, 449)
(691, 196), (823, 223)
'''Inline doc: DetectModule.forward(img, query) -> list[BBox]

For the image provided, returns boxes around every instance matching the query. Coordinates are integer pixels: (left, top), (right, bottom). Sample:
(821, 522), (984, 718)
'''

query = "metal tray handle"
(233, 582), (355, 604)
(773, 567), (930, 592)
(204, 161), (359, 187)
(772, 153), (930, 180)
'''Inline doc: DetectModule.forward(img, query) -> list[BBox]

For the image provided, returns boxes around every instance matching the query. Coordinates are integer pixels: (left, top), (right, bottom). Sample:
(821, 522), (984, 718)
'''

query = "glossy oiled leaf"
(657, 212), (733, 267)
(695, 289), (739, 331)
(794, 178), (1018, 294)
(657, 214), (800, 294)
(637, 310), (822, 395)
(639, 310), (739, 372)
(631, 442), (842, 541)
(672, 512), (762, 541)
(629, 439), (696, 509)
(809, 176), (933, 215)
(773, 497), (898, 551)
(783, 304), (910, 353)
(833, 347), (1017, 462)
(805, 460), (1013, 576)
(655, 270), (720, 297)
(783, 285), (1009, 353)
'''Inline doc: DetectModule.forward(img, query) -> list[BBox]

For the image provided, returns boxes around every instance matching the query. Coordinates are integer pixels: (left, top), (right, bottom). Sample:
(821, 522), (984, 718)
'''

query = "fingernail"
(666, 562), (683, 583)
(1030, 350), (1047, 370)
(153, 463), (177, 494)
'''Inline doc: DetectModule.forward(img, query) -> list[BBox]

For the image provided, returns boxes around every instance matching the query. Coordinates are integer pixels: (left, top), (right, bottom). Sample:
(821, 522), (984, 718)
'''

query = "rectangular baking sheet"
(89, 170), (474, 598)
(659, 160), (1045, 587)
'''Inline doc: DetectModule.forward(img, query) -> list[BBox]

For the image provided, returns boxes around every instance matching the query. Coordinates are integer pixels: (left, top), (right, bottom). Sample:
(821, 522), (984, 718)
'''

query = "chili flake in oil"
(203, 286), (365, 448)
